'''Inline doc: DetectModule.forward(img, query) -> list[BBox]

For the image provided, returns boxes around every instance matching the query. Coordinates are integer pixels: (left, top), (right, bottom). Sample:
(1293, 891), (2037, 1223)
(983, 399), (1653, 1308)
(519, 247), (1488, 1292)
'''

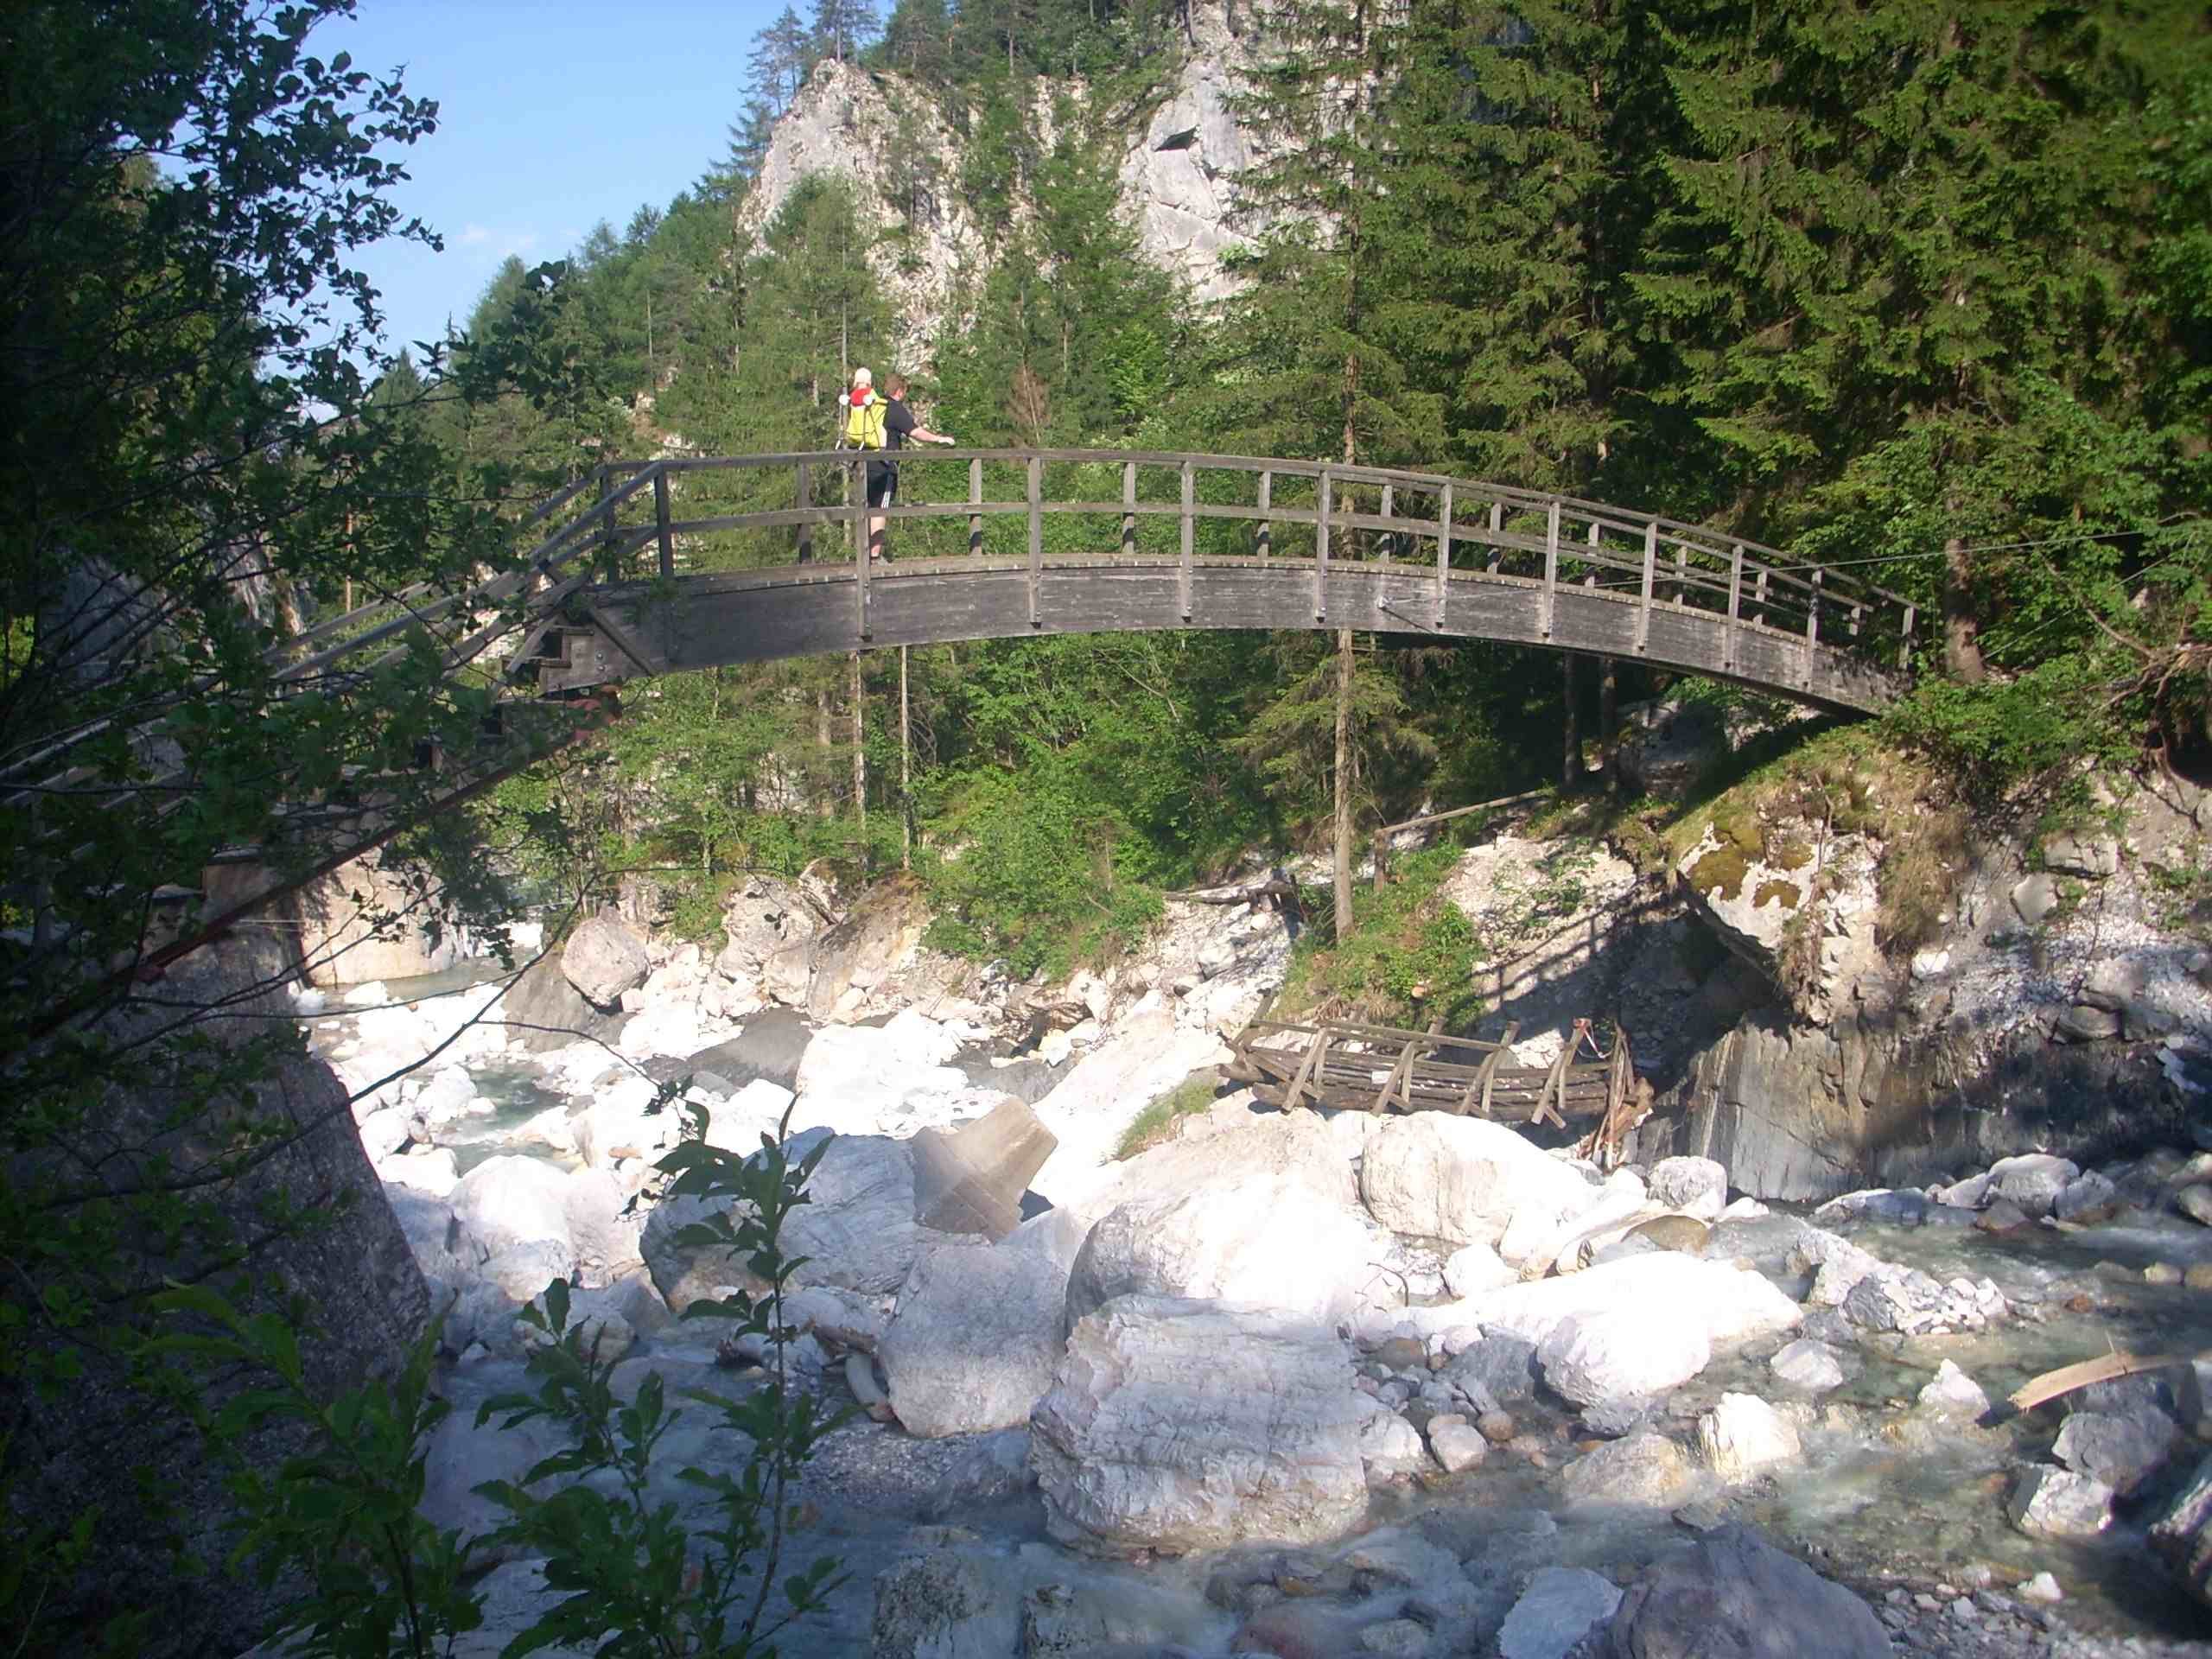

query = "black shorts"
(866, 459), (899, 509)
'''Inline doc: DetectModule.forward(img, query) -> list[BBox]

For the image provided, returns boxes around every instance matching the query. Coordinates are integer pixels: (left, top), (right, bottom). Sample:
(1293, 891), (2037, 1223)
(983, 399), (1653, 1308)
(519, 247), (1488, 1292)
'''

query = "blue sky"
(324, 0), (789, 362)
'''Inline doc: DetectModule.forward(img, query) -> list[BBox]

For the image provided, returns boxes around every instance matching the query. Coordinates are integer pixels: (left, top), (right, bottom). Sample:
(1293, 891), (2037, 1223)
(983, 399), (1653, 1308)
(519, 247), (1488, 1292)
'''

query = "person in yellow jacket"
(854, 371), (954, 562)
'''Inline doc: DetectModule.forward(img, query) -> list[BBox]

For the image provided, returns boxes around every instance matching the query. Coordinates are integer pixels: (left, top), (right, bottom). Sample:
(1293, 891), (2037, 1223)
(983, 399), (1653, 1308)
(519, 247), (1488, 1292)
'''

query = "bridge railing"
(563, 449), (1923, 677)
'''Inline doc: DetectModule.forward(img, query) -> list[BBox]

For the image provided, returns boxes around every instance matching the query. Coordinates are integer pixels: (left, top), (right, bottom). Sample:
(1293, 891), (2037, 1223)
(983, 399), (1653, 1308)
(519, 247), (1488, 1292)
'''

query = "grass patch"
(1114, 1072), (1222, 1160)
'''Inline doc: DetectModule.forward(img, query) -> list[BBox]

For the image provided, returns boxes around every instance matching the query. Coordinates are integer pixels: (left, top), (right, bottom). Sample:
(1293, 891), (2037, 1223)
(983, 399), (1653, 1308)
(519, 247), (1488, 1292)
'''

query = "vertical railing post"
(796, 461), (814, 563)
(848, 460), (862, 566)
(1806, 568), (1822, 646)
(855, 461), (872, 639)
(1122, 461), (1136, 557)
(1487, 501), (1503, 574)
(1257, 470), (1272, 561)
(1673, 544), (1688, 607)
(1635, 519), (1656, 655)
(1380, 482), (1395, 563)
(1027, 454), (1043, 627)
(1726, 543), (1744, 671)
(653, 465), (675, 580)
(596, 469), (617, 581)
(1541, 499), (1560, 639)
(1898, 603), (1916, 672)
(1752, 566), (1769, 626)
(1315, 467), (1332, 622)
(1179, 460), (1194, 620)
(1434, 482), (1452, 629)
(969, 457), (982, 558)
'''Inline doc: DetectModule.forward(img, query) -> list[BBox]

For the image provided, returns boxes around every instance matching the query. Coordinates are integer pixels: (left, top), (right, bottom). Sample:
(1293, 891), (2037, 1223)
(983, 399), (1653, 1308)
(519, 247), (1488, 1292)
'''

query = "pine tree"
(812, 0), (880, 66)
(749, 6), (811, 110)
(1375, 0), (1625, 491)
(1624, 0), (2210, 680)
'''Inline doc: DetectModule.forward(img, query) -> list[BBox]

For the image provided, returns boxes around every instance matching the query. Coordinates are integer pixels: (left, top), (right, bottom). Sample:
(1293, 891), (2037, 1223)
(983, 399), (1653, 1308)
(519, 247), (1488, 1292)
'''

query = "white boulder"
(563, 912), (651, 1009)
(880, 1241), (1069, 1438)
(1358, 1116), (1595, 1247)
(1646, 1156), (1727, 1222)
(1696, 1393), (1802, 1482)
(1538, 1306), (1711, 1407)
(1065, 1172), (1377, 1330)
(449, 1155), (574, 1260)
(1030, 1295), (1370, 1556)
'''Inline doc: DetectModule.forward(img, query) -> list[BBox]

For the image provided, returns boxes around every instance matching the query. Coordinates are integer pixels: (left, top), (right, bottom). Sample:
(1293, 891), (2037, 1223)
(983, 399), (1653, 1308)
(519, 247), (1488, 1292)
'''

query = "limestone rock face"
(562, 911), (652, 1011)
(1675, 817), (1881, 1025)
(1605, 1525), (1891, 1657)
(1030, 1294), (1370, 1556)
(22, 939), (430, 1659)
(880, 1240), (1070, 1437)
(1358, 1115), (1594, 1247)
(297, 849), (467, 987)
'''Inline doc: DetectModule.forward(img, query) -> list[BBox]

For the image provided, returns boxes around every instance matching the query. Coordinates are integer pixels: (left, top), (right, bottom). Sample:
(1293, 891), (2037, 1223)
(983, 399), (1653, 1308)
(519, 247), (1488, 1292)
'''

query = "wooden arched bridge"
(501, 449), (1918, 712)
(7, 448), (1923, 991)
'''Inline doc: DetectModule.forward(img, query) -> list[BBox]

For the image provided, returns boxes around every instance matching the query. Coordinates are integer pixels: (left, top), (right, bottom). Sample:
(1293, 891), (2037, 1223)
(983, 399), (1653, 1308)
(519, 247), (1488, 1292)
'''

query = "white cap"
(853, 366), (873, 388)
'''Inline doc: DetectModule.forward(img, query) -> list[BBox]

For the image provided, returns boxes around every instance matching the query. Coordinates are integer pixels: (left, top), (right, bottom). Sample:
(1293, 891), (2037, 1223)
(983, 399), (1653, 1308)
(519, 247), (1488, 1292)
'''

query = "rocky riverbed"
(271, 743), (2212, 1659)
(287, 943), (2212, 1658)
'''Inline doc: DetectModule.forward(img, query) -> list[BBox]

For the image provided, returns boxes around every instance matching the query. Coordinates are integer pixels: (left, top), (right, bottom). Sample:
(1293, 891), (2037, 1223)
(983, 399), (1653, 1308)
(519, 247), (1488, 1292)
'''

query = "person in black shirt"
(868, 373), (956, 561)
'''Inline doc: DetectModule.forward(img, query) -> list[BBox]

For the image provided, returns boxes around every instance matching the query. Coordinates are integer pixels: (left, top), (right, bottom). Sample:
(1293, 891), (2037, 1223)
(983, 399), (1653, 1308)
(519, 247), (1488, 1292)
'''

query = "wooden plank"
(1179, 461), (1194, 620)
(1635, 518), (1656, 655)
(1541, 500), (1560, 639)
(1316, 467), (1332, 621)
(1487, 502), (1503, 574)
(1257, 470), (1272, 561)
(970, 458), (984, 557)
(797, 461), (814, 563)
(2009, 1351), (2201, 1415)
(1284, 1025), (1332, 1110)
(1122, 461), (1136, 557)
(1459, 1020), (1518, 1116)
(1027, 454), (1043, 626)
(1435, 482), (1452, 629)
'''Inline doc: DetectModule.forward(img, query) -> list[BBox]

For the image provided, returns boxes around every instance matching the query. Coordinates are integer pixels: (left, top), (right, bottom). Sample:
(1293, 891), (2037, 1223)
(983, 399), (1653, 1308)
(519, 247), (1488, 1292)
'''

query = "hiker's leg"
(866, 462), (889, 559)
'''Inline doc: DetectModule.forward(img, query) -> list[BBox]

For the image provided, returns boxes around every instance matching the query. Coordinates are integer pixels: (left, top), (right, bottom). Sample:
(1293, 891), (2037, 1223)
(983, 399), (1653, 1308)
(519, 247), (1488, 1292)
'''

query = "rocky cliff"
(1618, 701), (2212, 1198)
(742, 3), (1266, 363)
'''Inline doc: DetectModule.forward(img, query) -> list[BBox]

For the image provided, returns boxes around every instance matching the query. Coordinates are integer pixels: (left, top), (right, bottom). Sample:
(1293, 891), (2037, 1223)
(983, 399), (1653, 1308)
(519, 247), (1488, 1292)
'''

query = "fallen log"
(2006, 1349), (2202, 1415)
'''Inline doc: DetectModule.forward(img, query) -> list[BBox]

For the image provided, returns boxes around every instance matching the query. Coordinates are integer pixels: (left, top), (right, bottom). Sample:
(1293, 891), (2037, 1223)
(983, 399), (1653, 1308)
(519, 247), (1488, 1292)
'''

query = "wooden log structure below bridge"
(1226, 1016), (1637, 1134)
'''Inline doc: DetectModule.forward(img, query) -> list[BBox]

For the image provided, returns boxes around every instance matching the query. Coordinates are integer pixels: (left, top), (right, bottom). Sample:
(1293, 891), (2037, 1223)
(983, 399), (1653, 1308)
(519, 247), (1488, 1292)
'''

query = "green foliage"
(474, 1119), (848, 1658)
(143, 1290), (480, 1659)
(1112, 1072), (1223, 1160)
(1283, 842), (1483, 1026)
(135, 1114), (842, 1659)
(1881, 659), (2133, 802)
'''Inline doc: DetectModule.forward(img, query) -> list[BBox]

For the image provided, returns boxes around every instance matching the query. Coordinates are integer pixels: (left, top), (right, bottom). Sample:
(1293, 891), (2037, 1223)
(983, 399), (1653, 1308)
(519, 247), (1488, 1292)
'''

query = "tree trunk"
(1561, 653), (1580, 790)
(851, 652), (867, 861)
(1942, 531), (1986, 683)
(899, 645), (912, 872)
(1599, 656), (1618, 795)
(1333, 626), (1355, 941)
